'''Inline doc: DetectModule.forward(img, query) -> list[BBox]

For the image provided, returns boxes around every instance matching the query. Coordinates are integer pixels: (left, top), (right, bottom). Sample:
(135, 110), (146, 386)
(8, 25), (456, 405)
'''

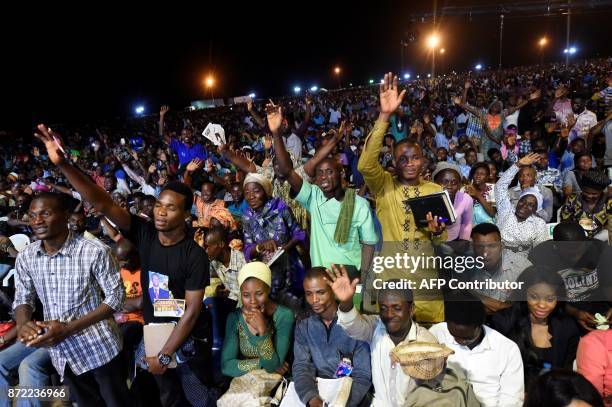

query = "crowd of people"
(0, 57), (611, 407)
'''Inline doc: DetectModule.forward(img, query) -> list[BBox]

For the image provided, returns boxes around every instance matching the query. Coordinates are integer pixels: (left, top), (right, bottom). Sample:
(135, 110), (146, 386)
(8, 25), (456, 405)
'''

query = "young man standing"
(269, 105), (377, 276)
(13, 192), (128, 407)
(35, 124), (214, 406)
(292, 268), (371, 407)
(357, 73), (447, 323)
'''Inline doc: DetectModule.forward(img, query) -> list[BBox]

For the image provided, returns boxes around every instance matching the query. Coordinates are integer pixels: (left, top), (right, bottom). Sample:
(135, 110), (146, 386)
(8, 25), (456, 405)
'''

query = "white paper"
(280, 378), (350, 407)
(266, 248), (285, 267)
(202, 123), (226, 146)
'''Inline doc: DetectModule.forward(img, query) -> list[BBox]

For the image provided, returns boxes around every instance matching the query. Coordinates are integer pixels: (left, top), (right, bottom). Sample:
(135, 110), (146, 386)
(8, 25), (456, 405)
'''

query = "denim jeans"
(0, 342), (52, 407)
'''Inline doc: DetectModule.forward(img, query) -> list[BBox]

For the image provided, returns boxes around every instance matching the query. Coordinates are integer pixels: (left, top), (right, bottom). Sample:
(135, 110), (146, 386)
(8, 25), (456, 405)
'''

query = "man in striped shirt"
(13, 192), (128, 407)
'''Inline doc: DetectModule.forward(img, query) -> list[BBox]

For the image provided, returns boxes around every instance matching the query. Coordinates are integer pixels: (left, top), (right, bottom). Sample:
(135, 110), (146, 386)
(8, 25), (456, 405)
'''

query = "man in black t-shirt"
(36, 124), (215, 407)
(529, 222), (612, 331)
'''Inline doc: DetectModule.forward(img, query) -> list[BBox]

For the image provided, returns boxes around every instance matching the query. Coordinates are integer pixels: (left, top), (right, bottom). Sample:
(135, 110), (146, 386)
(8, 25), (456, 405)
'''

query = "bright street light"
(310, 86), (318, 92)
(539, 37), (548, 47)
(135, 106), (144, 115)
(427, 73), (431, 78)
(205, 76), (214, 88)
(248, 93), (256, 98)
(403, 73), (410, 79)
(440, 48), (445, 54)
(293, 86), (301, 93)
(475, 64), (483, 70)
(569, 47), (576, 54)
(368, 79), (374, 84)
(427, 34), (440, 48)
(334, 66), (341, 74)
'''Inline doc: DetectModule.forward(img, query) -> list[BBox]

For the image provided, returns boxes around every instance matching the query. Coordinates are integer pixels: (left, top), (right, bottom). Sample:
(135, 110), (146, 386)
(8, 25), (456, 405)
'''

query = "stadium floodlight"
(404, 73), (410, 79)
(135, 106), (145, 115)
(368, 79), (374, 84)
(310, 86), (318, 92)
(569, 47), (577, 54)
(248, 93), (256, 98)
(293, 86), (301, 94)
(475, 64), (483, 70)
(380, 79), (384, 84)
(427, 73), (431, 78)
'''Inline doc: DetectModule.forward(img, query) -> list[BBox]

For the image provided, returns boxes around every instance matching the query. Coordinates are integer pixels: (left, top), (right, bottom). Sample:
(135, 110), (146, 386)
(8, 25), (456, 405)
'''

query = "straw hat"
(389, 342), (454, 380)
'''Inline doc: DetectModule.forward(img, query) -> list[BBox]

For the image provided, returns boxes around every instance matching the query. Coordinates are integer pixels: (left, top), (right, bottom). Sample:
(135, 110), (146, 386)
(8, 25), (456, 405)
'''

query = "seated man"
(529, 222), (612, 331)
(326, 265), (437, 407)
(464, 223), (532, 314)
(206, 227), (244, 306)
(292, 268), (371, 407)
(429, 294), (524, 407)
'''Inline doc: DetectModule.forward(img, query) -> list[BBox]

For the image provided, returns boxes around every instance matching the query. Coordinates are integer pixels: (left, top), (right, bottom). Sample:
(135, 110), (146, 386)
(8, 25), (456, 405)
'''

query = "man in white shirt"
(568, 94), (598, 143)
(284, 132), (303, 162)
(429, 295), (524, 407)
(329, 107), (341, 124)
(326, 265), (437, 407)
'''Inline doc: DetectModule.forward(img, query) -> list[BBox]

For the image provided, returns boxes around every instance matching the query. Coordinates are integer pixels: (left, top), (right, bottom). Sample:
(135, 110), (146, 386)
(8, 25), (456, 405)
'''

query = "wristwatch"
(158, 352), (172, 366)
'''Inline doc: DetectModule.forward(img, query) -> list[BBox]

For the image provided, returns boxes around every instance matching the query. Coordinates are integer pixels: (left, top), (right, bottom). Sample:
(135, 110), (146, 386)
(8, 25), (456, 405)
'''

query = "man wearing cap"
(495, 153), (549, 252)
(326, 265), (437, 407)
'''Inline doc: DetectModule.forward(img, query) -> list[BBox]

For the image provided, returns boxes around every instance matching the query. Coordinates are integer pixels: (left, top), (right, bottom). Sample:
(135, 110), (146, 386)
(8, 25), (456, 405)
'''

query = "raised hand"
(148, 164), (157, 174)
(32, 147), (40, 157)
(426, 212), (446, 235)
(266, 101), (283, 134)
(518, 152), (540, 167)
(453, 96), (463, 105)
(464, 80), (471, 89)
(566, 113), (577, 129)
(379, 72), (406, 117)
(33, 124), (67, 166)
(246, 98), (254, 112)
(185, 158), (204, 173)
(529, 89), (542, 100)
(325, 264), (358, 304)
(160, 105), (170, 116)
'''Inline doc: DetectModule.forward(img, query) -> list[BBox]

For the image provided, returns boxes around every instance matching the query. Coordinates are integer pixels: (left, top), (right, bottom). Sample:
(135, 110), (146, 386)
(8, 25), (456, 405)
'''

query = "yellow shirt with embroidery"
(358, 120), (445, 324)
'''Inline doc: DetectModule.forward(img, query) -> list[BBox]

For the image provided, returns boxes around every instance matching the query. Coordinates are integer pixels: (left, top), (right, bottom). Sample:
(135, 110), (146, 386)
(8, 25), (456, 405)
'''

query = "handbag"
(217, 369), (283, 407)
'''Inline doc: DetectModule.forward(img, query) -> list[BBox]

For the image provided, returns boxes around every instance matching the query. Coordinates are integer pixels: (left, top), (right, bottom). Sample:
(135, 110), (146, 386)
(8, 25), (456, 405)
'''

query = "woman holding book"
(432, 162), (473, 241)
(241, 173), (306, 310)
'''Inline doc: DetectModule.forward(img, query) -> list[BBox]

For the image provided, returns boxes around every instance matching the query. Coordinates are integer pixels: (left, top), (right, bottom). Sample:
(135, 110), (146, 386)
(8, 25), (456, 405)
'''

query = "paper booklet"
(143, 323), (177, 368)
(202, 123), (226, 146)
(266, 248), (285, 267)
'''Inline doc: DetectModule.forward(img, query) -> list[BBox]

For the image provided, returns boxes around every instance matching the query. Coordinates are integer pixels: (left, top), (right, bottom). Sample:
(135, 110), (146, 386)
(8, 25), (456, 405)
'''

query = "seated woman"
(506, 165), (554, 222)
(495, 153), (549, 252)
(464, 162), (496, 226)
(221, 262), (294, 378)
(562, 152), (593, 197)
(560, 169), (611, 241)
(242, 173), (306, 310)
(577, 330), (612, 405)
(492, 266), (580, 388)
(432, 162), (473, 241)
(525, 370), (604, 407)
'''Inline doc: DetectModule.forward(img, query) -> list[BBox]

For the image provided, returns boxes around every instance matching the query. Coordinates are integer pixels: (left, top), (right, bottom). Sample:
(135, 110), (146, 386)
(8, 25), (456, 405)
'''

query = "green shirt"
(221, 305), (294, 378)
(295, 181), (378, 269)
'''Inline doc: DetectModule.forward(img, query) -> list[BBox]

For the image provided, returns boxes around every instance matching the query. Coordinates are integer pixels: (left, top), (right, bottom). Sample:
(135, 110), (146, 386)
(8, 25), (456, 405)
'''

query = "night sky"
(2, 1), (611, 132)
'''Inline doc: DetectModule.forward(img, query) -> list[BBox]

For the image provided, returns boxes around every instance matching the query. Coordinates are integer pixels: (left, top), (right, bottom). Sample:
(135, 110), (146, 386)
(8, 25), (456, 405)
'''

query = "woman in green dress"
(221, 261), (294, 377)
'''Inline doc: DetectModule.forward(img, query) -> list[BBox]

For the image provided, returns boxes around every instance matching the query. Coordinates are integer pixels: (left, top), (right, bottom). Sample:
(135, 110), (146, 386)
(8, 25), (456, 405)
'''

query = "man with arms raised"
(35, 125), (215, 406)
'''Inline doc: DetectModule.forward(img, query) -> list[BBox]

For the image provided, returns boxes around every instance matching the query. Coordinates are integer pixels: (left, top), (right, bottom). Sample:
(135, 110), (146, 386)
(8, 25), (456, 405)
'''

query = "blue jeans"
(0, 342), (52, 407)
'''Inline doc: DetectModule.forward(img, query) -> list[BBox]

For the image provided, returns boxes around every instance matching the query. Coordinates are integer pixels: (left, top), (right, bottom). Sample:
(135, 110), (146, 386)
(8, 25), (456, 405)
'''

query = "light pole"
(427, 34), (440, 77)
(538, 37), (548, 65)
(334, 66), (341, 89)
(205, 76), (215, 104)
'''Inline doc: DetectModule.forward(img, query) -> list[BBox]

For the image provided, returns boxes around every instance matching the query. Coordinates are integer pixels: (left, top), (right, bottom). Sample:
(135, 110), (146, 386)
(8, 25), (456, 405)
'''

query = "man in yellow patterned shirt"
(358, 72), (447, 324)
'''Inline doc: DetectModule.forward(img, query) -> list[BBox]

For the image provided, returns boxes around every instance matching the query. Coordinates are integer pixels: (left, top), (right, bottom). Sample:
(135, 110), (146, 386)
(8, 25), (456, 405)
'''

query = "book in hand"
(143, 323), (177, 368)
(404, 190), (457, 226)
(266, 248), (285, 267)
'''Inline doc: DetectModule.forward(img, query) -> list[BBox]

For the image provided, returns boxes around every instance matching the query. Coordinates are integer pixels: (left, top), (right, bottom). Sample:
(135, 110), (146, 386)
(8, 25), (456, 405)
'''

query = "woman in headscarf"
(495, 153), (549, 253)
(560, 170), (611, 240)
(242, 173), (306, 310)
(221, 262), (294, 378)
